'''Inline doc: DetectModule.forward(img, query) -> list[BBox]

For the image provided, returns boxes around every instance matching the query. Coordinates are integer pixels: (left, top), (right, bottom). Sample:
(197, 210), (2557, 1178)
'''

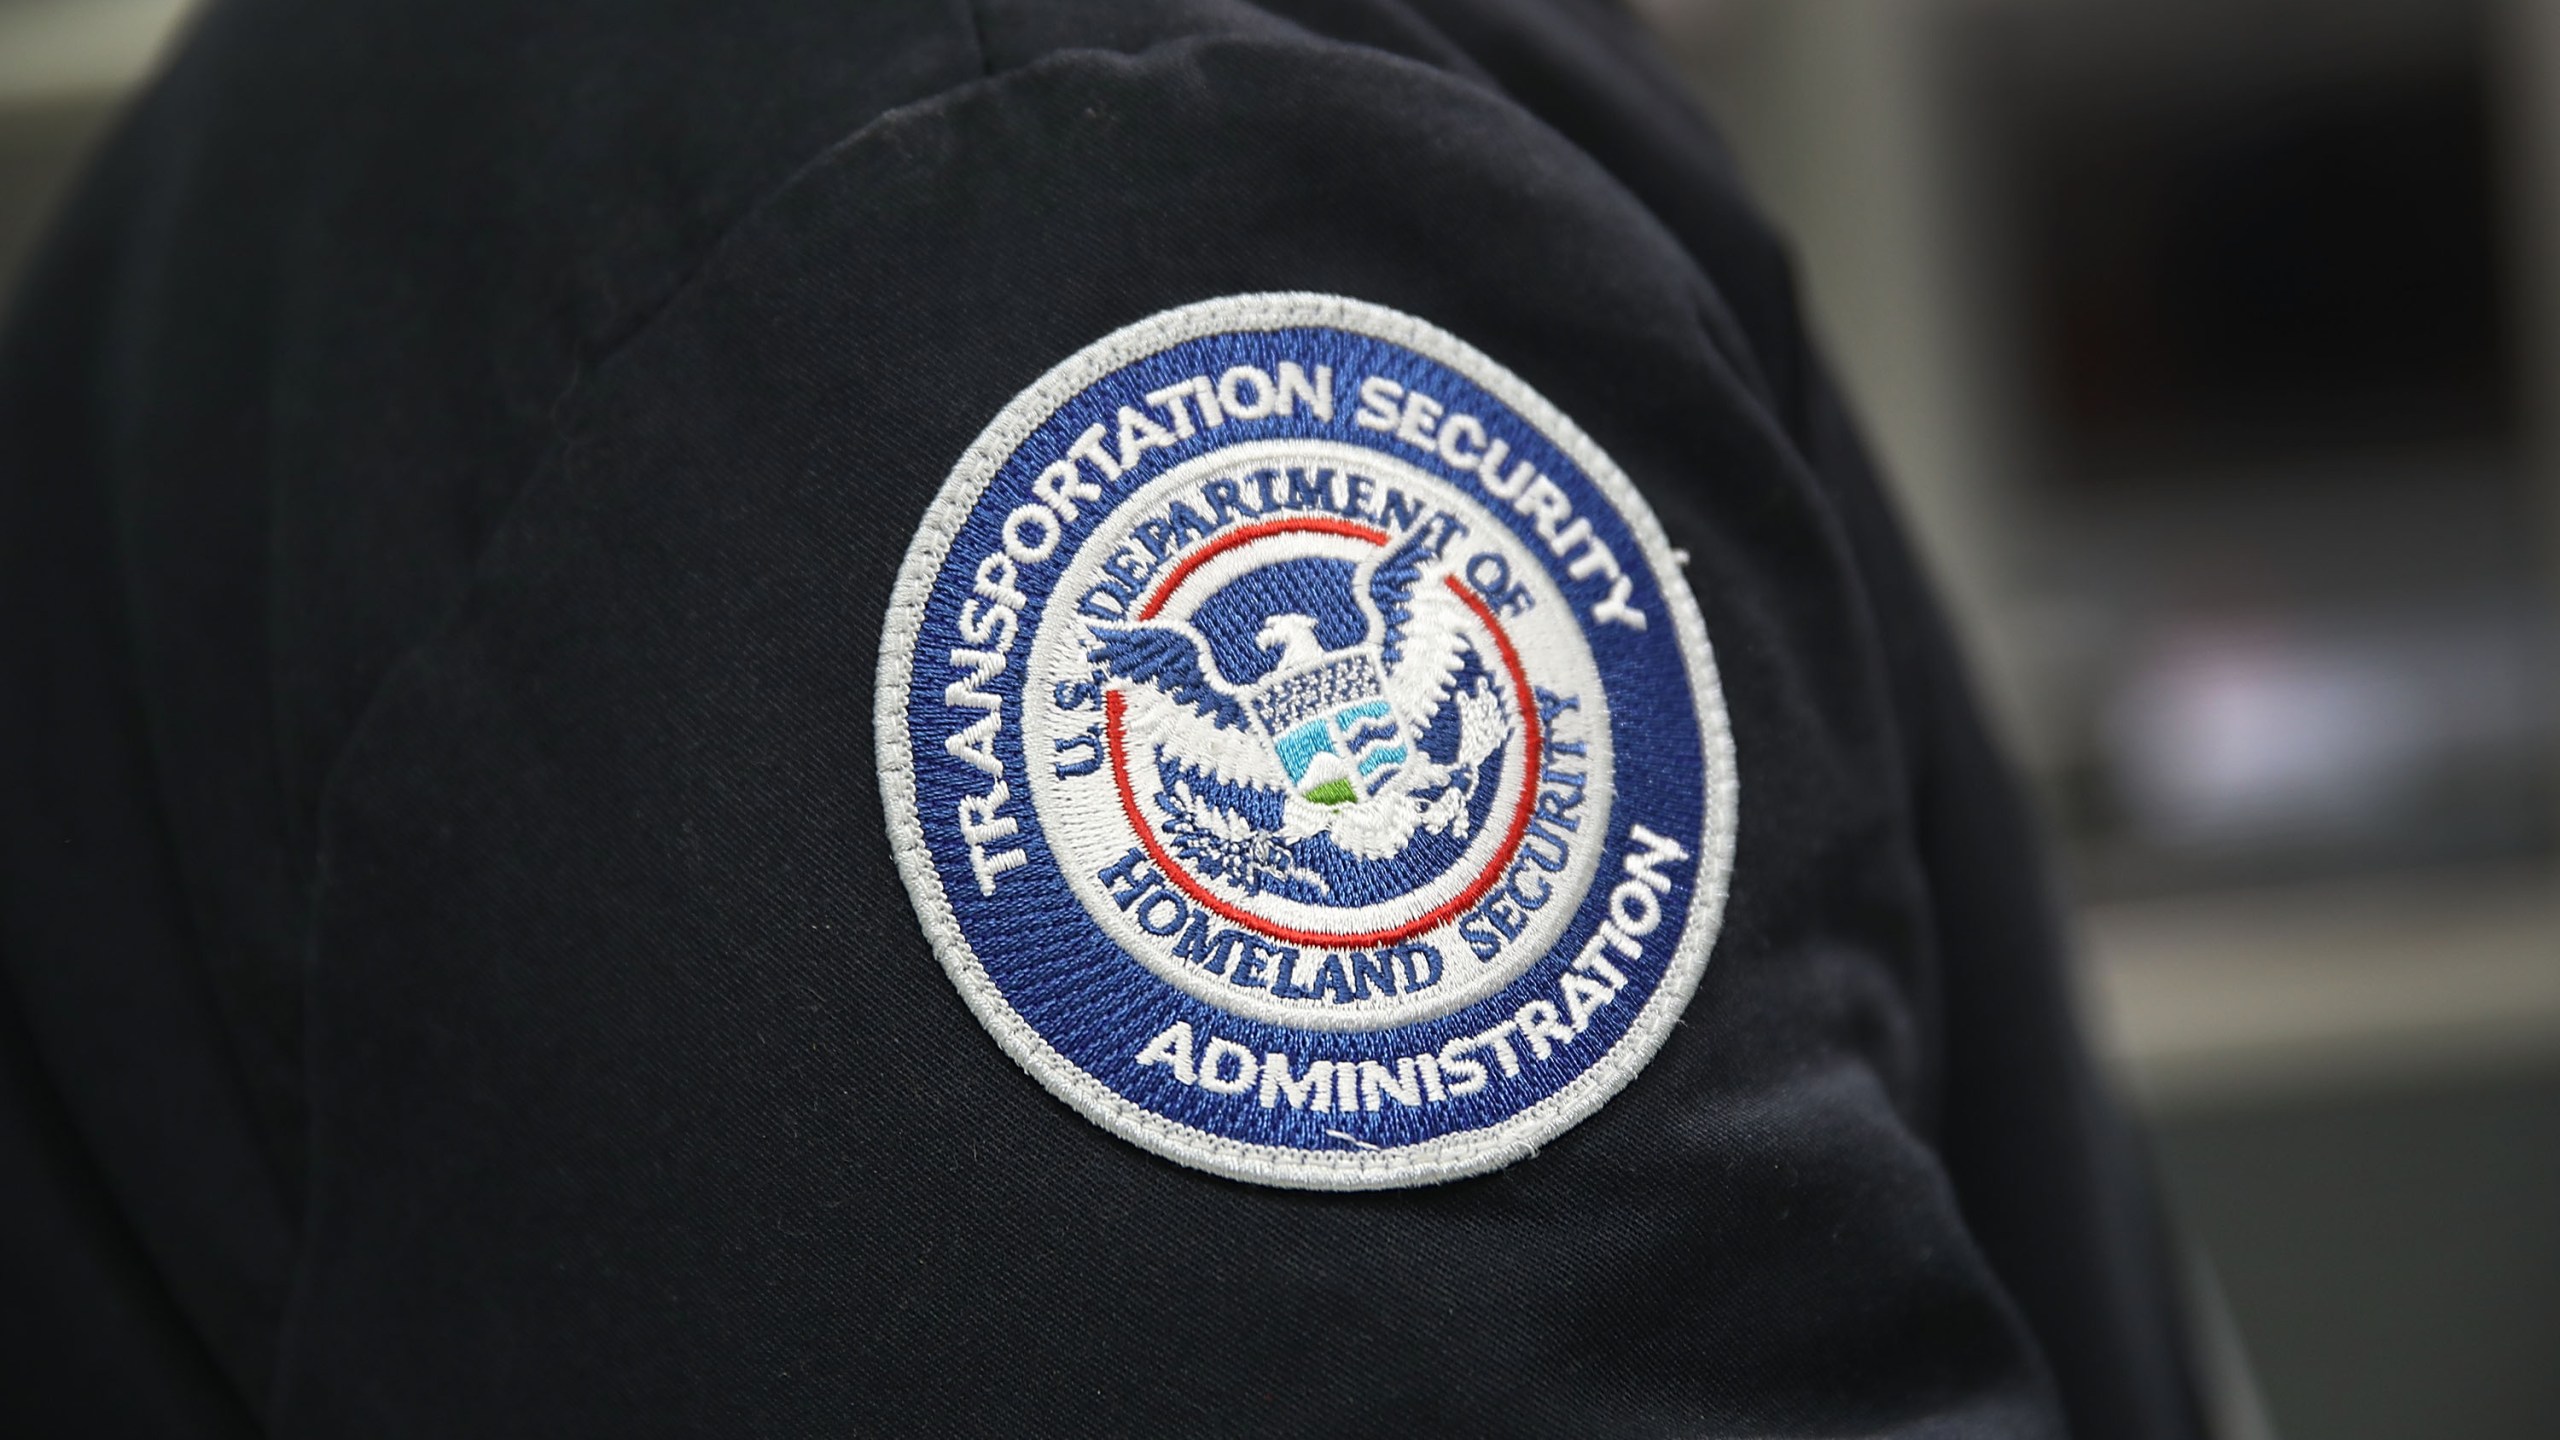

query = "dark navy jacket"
(0, 1), (2205, 1434)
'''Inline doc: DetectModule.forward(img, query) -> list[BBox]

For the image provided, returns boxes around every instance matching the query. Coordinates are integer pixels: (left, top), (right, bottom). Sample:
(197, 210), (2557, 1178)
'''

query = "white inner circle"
(1023, 439), (1615, 1032)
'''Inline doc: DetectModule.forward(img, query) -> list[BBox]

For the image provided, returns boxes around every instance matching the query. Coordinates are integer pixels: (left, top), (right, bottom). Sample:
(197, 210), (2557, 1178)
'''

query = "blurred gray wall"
(1655, 3), (2560, 1437)
(0, 0), (190, 290)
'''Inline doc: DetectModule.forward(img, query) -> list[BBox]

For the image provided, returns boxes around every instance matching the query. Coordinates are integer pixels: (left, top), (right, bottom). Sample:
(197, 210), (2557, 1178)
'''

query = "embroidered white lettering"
(1515, 999), (1576, 1061)
(1188, 374), (1227, 427)
(1592, 573), (1647, 631)
(1198, 1037), (1260, 1095)
(1623, 825), (1691, 893)
(1436, 411), (1488, 469)
(1143, 380), (1201, 439)
(1115, 404), (1179, 471)
(1216, 365), (1274, 419)
(1393, 389), (1444, 449)
(879, 296), (1735, 1190)
(1002, 503), (1059, 564)
(1135, 1021), (1198, 1085)
(1354, 372), (1651, 630)
(1354, 375), (1403, 431)
(1437, 1038), (1490, 1097)
(1150, 817), (1692, 1105)
(1032, 459), (1102, 522)
(1064, 420), (1124, 482)
(1260, 1053), (1333, 1110)
(1359, 1057), (1423, 1111)
(1275, 361), (1334, 421)
(1561, 970), (1615, 1033)
(974, 552), (1026, 610)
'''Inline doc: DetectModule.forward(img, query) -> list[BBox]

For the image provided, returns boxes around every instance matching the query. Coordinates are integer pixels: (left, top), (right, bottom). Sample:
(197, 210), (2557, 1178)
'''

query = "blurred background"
(3, 1), (2554, 1435)
(1643, 2), (2560, 1435)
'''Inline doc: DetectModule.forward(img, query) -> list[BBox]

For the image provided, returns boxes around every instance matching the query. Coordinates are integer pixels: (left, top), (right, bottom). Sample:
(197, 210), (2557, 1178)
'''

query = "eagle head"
(1252, 613), (1328, 671)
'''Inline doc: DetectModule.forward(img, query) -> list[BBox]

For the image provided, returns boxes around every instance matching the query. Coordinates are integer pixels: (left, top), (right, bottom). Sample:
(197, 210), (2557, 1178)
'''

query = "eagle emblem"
(1089, 526), (1514, 869)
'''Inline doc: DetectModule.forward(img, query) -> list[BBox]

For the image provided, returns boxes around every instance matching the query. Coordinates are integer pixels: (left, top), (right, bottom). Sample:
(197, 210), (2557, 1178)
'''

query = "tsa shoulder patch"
(876, 293), (1737, 1189)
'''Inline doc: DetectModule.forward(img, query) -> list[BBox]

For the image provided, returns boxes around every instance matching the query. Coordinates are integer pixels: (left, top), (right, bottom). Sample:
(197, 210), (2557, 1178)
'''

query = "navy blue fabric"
(0, 1), (2206, 1435)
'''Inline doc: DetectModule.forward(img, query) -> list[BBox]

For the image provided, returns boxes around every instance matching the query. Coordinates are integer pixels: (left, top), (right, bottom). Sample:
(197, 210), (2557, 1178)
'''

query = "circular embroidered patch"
(877, 293), (1736, 1189)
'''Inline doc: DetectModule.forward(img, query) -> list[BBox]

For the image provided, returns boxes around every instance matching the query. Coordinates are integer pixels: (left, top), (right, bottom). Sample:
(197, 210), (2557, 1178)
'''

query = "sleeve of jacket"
(279, 28), (2095, 1438)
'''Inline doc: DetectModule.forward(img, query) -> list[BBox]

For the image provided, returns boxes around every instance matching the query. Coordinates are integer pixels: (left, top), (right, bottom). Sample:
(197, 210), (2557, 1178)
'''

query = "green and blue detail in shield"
(1274, 699), (1408, 807)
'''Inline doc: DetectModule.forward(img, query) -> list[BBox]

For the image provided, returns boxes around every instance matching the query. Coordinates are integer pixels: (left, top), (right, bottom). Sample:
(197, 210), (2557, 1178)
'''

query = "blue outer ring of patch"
(878, 294), (1736, 1190)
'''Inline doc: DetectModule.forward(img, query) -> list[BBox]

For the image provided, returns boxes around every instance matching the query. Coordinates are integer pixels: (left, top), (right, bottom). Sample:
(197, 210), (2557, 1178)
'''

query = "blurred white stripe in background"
(0, 0), (194, 106)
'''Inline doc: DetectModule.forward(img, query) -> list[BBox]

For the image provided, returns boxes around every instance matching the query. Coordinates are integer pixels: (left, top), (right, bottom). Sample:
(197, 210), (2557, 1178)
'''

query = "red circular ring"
(1102, 519), (1544, 949)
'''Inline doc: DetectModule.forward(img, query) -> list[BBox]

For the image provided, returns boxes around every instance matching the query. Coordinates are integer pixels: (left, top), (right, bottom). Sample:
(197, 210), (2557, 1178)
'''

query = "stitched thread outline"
(875, 293), (1738, 1190)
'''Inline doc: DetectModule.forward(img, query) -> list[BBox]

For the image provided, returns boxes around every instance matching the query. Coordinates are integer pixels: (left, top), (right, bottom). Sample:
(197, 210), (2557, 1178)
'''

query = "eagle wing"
(1381, 571), (1477, 736)
(1087, 621), (1288, 793)
(1366, 525), (1440, 670)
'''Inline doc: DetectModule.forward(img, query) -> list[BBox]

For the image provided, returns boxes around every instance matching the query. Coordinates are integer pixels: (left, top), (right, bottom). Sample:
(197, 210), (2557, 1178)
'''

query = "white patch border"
(875, 293), (1739, 1191)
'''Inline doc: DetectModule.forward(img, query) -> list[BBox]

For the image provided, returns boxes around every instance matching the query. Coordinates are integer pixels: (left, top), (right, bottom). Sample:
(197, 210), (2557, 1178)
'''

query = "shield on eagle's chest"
(1251, 649), (1411, 806)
